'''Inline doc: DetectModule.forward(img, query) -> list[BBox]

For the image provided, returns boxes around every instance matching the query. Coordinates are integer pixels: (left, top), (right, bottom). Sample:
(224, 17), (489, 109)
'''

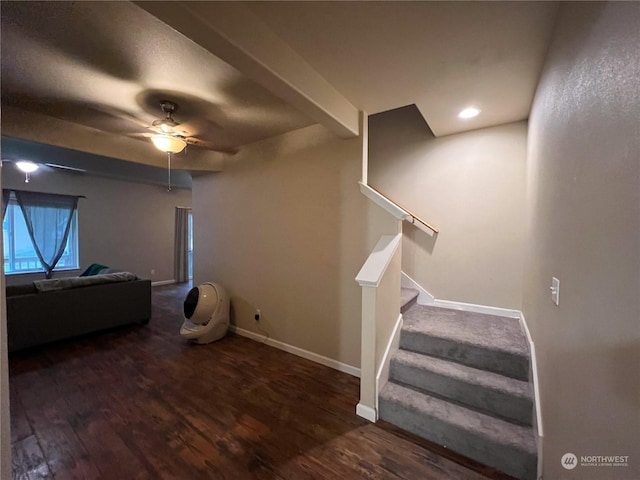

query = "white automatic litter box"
(179, 282), (230, 344)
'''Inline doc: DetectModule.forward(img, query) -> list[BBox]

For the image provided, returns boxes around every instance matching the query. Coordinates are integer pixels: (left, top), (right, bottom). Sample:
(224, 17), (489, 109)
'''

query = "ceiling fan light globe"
(16, 161), (39, 173)
(151, 134), (186, 153)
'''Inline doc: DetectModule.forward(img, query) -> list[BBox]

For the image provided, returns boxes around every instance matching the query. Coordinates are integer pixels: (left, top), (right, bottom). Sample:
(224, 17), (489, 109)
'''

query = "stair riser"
(400, 296), (418, 314)
(390, 361), (533, 426)
(379, 398), (536, 480)
(401, 332), (529, 381)
(400, 288), (419, 313)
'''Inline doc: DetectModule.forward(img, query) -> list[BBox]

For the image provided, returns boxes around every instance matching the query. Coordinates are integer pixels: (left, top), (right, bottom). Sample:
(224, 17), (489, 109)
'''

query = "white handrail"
(359, 182), (408, 221)
(355, 234), (402, 287)
(358, 182), (438, 236)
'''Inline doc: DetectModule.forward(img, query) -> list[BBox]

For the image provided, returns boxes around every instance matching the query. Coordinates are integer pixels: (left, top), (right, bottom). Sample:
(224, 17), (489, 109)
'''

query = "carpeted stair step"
(379, 382), (537, 480)
(400, 287), (419, 313)
(401, 305), (530, 381)
(390, 349), (534, 425)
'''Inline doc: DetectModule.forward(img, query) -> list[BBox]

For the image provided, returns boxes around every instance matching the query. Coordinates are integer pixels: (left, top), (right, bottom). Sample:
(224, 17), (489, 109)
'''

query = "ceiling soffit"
(1, 0), (560, 179)
(247, 1), (559, 136)
(133, 1), (360, 138)
(0, 0), (319, 172)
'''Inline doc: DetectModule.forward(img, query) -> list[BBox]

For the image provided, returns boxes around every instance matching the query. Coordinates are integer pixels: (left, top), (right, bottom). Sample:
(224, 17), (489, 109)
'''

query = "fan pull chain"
(167, 152), (172, 192)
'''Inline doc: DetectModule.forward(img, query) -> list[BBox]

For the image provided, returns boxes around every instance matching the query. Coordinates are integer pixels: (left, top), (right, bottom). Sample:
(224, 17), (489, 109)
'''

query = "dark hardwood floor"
(10, 283), (515, 479)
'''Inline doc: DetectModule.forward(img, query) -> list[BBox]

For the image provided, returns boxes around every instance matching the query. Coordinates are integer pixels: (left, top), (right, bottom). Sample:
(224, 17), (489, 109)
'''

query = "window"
(3, 198), (79, 275)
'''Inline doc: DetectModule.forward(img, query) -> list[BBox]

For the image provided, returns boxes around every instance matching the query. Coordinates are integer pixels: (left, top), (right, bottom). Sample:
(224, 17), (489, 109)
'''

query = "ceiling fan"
(146, 100), (235, 153)
(143, 100), (236, 191)
(149, 100), (188, 154)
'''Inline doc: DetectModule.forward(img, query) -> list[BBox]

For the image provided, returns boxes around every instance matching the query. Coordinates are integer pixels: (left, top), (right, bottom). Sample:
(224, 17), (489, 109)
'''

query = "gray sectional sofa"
(6, 272), (151, 352)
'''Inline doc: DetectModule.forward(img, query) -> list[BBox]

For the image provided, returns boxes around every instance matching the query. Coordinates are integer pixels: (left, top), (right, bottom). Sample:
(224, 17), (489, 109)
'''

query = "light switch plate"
(551, 277), (560, 306)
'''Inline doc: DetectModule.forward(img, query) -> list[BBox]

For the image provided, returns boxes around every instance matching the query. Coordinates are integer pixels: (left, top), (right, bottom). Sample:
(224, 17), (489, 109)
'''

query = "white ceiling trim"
(134, 1), (360, 138)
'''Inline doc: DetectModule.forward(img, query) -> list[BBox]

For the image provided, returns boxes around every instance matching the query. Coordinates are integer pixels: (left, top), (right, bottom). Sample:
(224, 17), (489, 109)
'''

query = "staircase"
(379, 289), (537, 480)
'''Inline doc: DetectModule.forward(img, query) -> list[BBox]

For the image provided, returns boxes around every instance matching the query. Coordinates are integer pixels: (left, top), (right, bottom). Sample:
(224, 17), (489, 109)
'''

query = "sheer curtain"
(14, 191), (79, 279)
(174, 207), (191, 283)
(2, 189), (10, 220)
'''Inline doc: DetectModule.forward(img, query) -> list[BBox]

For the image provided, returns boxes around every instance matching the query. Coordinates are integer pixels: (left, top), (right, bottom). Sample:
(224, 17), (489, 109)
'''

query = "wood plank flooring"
(9, 283), (515, 479)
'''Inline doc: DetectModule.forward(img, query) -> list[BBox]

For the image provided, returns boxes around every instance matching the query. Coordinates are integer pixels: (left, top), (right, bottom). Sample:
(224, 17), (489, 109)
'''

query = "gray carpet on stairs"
(380, 382), (537, 480)
(401, 305), (529, 380)
(391, 349), (534, 425)
(381, 299), (537, 480)
(403, 305), (528, 357)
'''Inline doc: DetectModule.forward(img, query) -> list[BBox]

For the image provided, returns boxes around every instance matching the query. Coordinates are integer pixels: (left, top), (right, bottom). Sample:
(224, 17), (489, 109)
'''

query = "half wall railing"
(355, 233), (402, 421)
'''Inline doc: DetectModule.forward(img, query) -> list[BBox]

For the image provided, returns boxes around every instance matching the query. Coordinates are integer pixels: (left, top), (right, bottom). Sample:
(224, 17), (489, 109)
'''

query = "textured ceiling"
(1, 1), (559, 178)
(0, 1), (313, 165)
(247, 1), (559, 136)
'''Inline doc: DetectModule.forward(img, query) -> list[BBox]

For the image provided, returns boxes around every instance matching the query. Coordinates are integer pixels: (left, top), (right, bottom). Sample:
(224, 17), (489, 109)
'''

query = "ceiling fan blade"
(127, 132), (154, 139)
(179, 117), (225, 134)
(90, 105), (151, 131)
(45, 163), (87, 173)
(185, 137), (238, 155)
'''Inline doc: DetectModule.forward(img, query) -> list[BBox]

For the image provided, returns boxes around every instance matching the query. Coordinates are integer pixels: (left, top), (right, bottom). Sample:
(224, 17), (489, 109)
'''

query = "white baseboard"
(433, 298), (521, 319)
(536, 434), (543, 480)
(519, 312), (543, 480)
(401, 271), (519, 319)
(230, 326), (360, 378)
(151, 279), (177, 287)
(519, 313), (543, 436)
(356, 402), (377, 422)
(375, 313), (403, 411)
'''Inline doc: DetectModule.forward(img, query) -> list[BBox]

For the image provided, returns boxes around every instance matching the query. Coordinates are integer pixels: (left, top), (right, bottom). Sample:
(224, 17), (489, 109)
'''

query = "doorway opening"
(188, 210), (193, 280)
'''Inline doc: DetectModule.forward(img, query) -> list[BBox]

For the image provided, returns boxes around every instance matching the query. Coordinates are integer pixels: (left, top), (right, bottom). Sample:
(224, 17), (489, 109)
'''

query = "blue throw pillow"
(80, 263), (108, 277)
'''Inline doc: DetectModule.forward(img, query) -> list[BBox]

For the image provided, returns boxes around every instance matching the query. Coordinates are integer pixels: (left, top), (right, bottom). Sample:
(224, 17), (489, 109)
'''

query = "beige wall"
(2, 167), (191, 285)
(524, 3), (640, 478)
(193, 124), (397, 369)
(369, 107), (527, 309)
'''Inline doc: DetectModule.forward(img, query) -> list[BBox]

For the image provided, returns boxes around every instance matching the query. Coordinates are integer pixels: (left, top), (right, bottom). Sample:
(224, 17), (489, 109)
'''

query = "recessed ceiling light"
(458, 107), (480, 119)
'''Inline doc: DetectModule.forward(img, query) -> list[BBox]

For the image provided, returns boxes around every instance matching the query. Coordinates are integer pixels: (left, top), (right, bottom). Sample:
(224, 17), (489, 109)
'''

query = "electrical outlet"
(254, 309), (261, 321)
(150, 269), (155, 276)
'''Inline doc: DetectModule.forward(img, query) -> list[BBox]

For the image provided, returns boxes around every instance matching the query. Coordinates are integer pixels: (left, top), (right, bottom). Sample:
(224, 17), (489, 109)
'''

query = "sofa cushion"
(33, 272), (137, 292)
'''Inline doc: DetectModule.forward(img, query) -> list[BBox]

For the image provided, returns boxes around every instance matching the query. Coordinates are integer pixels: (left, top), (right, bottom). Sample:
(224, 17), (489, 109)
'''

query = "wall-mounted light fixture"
(16, 161), (39, 183)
